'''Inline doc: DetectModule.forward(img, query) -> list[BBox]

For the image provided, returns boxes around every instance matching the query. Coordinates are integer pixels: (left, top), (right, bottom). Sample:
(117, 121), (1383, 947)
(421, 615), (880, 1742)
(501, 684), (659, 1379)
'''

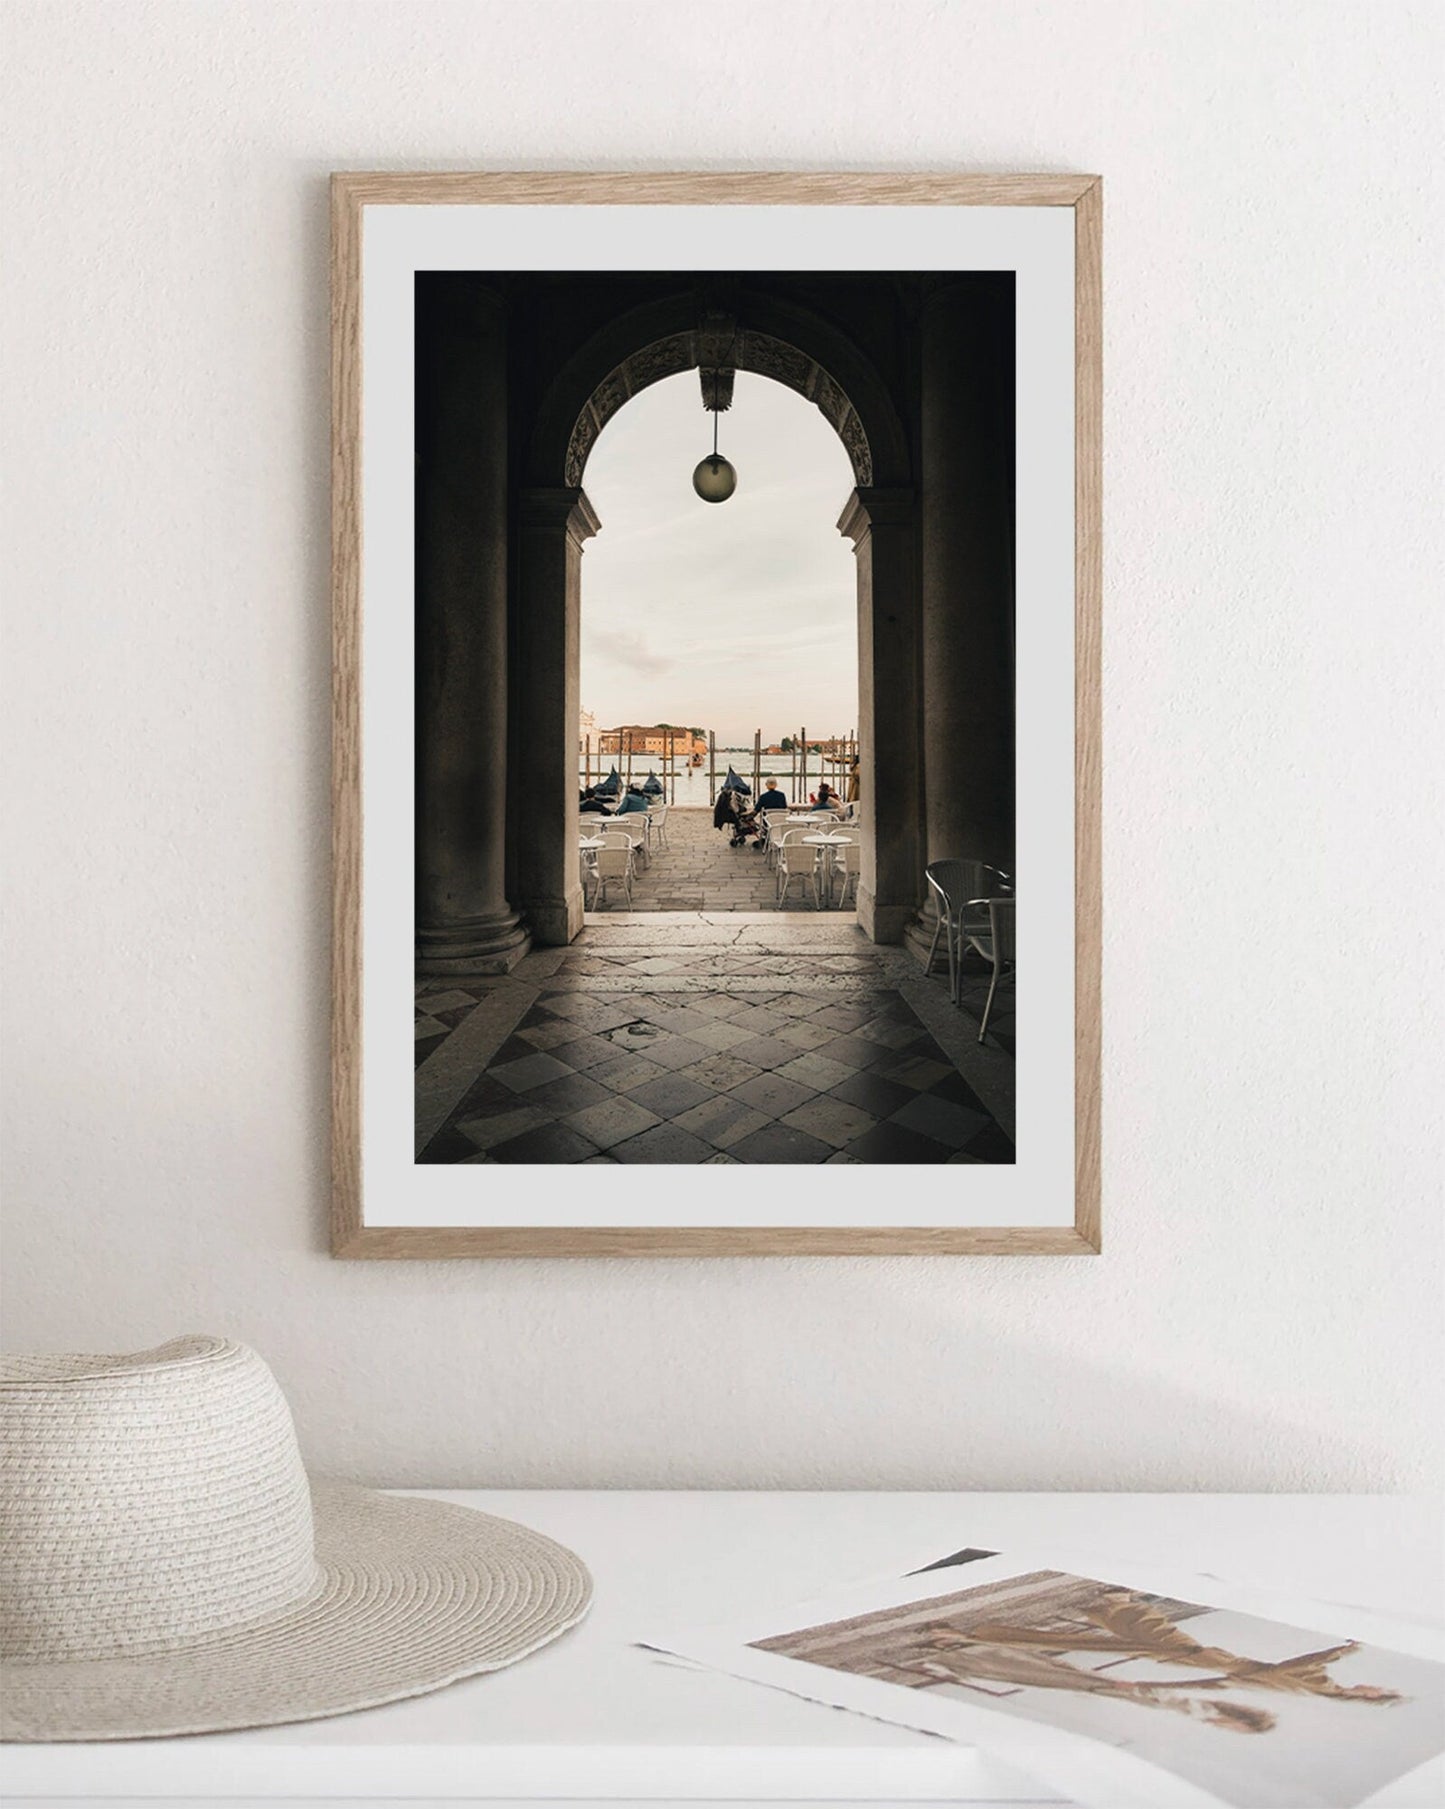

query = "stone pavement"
(416, 915), (1016, 1166)
(585, 805), (830, 913)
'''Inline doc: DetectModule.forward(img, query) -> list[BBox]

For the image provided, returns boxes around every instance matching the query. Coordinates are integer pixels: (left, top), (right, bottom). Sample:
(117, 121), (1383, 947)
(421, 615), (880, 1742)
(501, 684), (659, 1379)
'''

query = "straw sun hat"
(0, 1335), (592, 1741)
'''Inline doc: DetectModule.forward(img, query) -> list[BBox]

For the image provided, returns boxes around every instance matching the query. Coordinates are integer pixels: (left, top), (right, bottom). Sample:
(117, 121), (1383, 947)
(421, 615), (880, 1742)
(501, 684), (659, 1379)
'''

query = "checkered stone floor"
(415, 917), (1015, 1166)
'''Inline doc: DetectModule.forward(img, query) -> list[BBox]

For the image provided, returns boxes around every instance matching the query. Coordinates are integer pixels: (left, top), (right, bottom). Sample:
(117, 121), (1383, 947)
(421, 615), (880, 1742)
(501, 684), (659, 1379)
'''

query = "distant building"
(577, 706), (597, 754)
(598, 724), (707, 758)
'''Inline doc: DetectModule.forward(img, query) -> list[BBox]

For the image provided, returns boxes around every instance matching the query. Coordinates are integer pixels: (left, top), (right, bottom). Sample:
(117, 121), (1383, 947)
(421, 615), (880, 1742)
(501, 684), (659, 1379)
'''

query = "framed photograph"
(331, 172), (1100, 1257)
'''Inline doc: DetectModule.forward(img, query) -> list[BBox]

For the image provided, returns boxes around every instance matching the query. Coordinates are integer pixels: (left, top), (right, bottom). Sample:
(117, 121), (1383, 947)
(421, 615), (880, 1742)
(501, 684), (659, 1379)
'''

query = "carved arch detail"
(564, 328), (874, 487)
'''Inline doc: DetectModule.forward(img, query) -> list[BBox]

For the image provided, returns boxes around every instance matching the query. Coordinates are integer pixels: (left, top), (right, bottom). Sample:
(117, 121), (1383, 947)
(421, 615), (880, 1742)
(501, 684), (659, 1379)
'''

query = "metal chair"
(962, 896), (1015, 1042)
(924, 859), (1011, 1003)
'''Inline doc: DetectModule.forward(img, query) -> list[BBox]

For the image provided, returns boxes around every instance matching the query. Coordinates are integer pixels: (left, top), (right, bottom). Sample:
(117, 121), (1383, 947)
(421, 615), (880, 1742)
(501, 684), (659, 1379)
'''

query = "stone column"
(839, 487), (922, 944)
(415, 278), (530, 975)
(920, 277), (1016, 873)
(511, 488), (601, 945)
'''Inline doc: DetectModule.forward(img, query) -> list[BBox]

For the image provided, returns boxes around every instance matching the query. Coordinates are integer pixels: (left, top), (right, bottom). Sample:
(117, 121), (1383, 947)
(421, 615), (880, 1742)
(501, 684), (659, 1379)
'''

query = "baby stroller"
(713, 775), (760, 848)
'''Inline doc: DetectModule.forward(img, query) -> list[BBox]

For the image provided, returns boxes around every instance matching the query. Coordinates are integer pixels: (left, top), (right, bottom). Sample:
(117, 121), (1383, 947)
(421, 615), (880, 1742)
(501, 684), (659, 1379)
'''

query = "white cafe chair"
(607, 812), (649, 865)
(775, 830), (825, 909)
(578, 832), (602, 885)
(762, 809), (791, 868)
(589, 842), (634, 909)
(831, 840), (861, 909)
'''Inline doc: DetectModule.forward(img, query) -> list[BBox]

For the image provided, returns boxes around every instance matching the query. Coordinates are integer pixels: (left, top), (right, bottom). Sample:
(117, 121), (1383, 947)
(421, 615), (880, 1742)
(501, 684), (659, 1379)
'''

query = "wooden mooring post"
(752, 730), (761, 798)
(708, 731), (716, 805)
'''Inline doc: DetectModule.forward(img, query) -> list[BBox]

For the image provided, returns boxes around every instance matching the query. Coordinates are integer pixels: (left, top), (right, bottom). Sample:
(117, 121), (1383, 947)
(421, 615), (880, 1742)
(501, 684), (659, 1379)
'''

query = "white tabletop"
(8, 1492), (1442, 1807)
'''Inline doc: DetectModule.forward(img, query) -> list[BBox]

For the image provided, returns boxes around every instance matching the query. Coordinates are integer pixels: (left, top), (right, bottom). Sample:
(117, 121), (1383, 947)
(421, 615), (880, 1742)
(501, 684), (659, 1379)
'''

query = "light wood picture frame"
(331, 171), (1101, 1257)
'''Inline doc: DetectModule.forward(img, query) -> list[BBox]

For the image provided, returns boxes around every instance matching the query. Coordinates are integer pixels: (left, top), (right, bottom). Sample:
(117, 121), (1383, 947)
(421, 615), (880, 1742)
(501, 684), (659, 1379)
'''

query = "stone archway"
(510, 305), (921, 951)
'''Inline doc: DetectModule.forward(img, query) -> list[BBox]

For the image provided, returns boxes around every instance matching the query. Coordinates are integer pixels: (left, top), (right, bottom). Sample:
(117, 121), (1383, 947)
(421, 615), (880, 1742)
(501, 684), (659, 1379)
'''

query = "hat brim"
(1, 1481), (592, 1741)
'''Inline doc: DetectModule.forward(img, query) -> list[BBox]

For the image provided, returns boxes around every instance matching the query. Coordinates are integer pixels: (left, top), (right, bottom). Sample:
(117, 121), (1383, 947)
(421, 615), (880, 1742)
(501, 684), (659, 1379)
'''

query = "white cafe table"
(801, 834), (849, 909)
(6, 1492), (1442, 1809)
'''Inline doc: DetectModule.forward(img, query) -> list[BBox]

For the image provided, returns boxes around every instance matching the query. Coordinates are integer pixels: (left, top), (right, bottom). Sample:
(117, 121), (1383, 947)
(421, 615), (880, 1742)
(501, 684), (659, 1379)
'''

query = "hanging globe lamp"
(692, 386), (737, 503)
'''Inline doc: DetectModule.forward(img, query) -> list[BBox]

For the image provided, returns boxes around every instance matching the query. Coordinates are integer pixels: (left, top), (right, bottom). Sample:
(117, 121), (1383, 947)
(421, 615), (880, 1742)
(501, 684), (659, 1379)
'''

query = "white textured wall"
(3, 1), (1442, 1493)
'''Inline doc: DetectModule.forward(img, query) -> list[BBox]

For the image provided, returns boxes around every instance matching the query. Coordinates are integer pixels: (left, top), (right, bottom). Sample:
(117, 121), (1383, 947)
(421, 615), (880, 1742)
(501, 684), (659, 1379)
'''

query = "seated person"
(579, 787), (614, 814)
(756, 778), (788, 811)
(810, 781), (843, 813)
(615, 787), (651, 815)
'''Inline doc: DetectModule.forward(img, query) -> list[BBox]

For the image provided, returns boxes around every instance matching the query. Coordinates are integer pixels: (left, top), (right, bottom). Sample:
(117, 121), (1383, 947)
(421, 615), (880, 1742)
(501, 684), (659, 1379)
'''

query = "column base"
(857, 886), (914, 945)
(416, 911), (531, 977)
(523, 885), (586, 948)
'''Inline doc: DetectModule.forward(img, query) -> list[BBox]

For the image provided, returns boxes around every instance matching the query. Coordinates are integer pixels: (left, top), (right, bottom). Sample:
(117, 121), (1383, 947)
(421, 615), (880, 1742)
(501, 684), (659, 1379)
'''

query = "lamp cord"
(708, 323), (737, 461)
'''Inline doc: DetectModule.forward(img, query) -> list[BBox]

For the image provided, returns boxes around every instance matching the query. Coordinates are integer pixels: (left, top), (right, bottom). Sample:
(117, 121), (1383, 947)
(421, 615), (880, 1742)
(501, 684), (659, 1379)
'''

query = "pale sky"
(579, 370), (858, 748)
